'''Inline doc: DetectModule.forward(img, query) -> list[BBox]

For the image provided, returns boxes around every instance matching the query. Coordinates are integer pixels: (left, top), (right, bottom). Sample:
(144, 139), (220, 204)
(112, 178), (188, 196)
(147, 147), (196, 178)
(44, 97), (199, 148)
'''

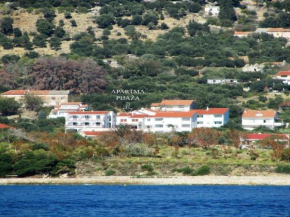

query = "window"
(120, 119), (127, 122)
(61, 97), (65, 100)
(197, 121), (203, 124)
(147, 118), (151, 121)
(182, 124), (190, 128)
(197, 115), (203, 118)
(85, 122), (89, 126)
(85, 115), (90, 119)
(51, 97), (55, 100)
(73, 122), (77, 126)
(182, 118), (190, 121)
(73, 115), (78, 119)
(214, 115), (222, 118)
(96, 115), (100, 119)
(214, 121), (222, 124)
(178, 105), (184, 108)
(132, 119), (138, 122)
(155, 124), (163, 128)
(155, 118), (163, 121)
(263, 120), (266, 123)
(96, 122), (101, 126)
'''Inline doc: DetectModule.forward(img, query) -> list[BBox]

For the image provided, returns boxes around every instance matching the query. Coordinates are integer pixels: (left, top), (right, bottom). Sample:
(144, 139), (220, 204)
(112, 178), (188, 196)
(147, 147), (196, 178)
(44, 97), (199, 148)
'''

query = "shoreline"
(1, 175), (290, 185)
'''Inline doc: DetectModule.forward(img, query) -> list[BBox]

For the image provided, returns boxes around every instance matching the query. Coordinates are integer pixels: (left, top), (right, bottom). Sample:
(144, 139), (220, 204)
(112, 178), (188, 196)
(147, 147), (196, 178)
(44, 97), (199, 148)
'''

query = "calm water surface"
(0, 185), (290, 217)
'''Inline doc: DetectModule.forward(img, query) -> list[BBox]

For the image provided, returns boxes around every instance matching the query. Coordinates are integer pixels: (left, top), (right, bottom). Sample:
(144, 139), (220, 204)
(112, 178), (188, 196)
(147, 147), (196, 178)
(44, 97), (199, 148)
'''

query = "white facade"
(116, 108), (229, 133)
(242, 64), (265, 72)
(48, 103), (88, 119)
(195, 109), (229, 128)
(241, 110), (284, 130)
(65, 111), (116, 132)
(207, 79), (238, 84)
(205, 5), (220, 16)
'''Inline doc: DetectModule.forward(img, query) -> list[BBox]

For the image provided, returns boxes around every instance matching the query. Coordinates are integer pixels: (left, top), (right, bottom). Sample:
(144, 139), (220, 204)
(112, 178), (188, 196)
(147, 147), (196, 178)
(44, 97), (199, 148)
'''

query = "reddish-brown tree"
(188, 128), (221, 149)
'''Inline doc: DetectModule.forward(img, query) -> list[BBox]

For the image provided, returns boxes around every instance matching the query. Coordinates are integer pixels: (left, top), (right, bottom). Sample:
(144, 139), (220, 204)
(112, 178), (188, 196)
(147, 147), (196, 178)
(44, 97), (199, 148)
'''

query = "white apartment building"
(150, 100), (196, 111)
(193, 108), (229, 128)
(65, 111), (116, 132)
(48, 102), (89, 119)
(116, 107), (229, 133)
(242, 109), (284, 130)
(117, 110), (197, 133)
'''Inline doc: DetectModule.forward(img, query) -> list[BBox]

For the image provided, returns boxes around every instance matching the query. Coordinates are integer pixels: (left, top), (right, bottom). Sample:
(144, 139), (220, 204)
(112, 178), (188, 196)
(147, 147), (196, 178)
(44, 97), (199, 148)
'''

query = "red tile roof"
(276, 71), (290, 76)
(246, 134), (287, 140)
(151, 100), (195, 107)
(0, 123), (14, 129)
(192, 108), (229, 115)
(68, 111), (109, 115)
(242, 110), (276, 118)
(267, 28), (290, 32)
(234, 31), (251, 35)
(1, 90), (50, 95)
(279, 102), (290, 107)
(83, 131), (111, 136)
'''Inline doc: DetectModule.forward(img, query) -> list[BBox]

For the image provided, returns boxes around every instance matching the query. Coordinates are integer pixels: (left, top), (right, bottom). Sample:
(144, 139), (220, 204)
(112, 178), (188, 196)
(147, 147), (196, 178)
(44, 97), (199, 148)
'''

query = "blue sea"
(0, 185), (290, 217)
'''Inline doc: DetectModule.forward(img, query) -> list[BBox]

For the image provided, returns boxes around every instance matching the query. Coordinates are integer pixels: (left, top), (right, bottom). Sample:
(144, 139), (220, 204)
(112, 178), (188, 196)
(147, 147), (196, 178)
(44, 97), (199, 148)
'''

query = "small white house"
(242, 109), (284, 130)
(204, 5), (220, 17)
(65, 111), (116, 132)
(207, 79), (238, 84)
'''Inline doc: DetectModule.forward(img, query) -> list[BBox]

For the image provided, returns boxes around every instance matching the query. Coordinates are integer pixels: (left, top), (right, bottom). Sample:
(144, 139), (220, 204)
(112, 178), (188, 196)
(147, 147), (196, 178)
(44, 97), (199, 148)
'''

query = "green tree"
(36, 19), (55, 36)
(95, 14), (115, 28)
(50, 37), (61, 50)
(33, 34), (47, 47)
(23, 94), (43, 111)
(0, 97), (21, 115)
(54, 26), (66, 38)
(0, 17), (13, 35)
(219, 0), (237, 21)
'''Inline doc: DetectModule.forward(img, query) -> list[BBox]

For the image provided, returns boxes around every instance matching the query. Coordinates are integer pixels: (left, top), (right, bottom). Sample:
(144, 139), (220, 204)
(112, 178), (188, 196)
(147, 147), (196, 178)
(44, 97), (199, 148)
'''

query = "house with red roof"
(48, 102), (89, 119)
(234, 31), (253, 38)
(65, 111), (116, 133)
(192, 107), (229, 128)
(0, 123), (14, 130)
(266, 28), (290, 39)
(242, 109), (285, 130)
(79, 130), (113, 138)
(0, 90), (70, 107)
(150, 99), (196, 111)
(242, 133), (288, 146)
(274, 71), (290, 84)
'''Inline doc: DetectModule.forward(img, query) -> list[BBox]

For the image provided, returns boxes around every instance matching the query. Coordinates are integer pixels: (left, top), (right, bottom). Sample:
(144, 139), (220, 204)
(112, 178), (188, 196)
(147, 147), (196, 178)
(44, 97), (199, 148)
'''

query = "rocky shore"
(1, 175), (290, 185)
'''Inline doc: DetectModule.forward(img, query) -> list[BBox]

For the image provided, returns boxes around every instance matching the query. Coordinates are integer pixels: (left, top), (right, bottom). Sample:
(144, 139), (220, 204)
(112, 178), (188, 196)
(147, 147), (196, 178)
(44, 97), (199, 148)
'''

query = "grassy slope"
(76, 146), (283, 177)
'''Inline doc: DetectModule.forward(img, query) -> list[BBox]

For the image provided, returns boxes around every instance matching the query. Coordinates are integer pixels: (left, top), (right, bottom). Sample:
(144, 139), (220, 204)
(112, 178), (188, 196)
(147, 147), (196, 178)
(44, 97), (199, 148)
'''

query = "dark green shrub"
(1, 17), (13, 35)
(276, 165), (290, 174)
(141, 164), (154, 172)
(281, 148), (290, 161)
(50, 37), (61, 50)
(36, 19), (55, 36)
(64, 11), (72, 19)
(105, 169), (116, 176)
(1, 54), (20, 64)
(70, 20), (77, 27)
(33, 34), (47, 47)
(194, 165), (210, 176)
